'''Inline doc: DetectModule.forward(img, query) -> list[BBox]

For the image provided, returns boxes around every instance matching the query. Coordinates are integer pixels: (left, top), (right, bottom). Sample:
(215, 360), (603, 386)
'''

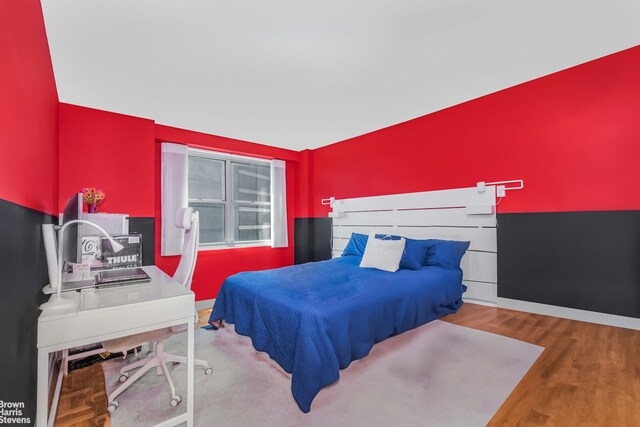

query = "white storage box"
(79, 213), (129, 236)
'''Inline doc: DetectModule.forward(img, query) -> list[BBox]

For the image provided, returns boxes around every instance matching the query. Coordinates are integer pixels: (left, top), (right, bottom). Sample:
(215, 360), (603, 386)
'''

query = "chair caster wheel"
(119, 373), (129, 382)
(205, 367), (213, 375)
(107, 401), (119, 413)
(170, 396), (182, 407)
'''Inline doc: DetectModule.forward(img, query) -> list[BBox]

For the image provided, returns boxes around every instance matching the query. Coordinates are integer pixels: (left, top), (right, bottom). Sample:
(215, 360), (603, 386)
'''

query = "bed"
(208, 254), (466, 412)
(209, 186), (497, 412)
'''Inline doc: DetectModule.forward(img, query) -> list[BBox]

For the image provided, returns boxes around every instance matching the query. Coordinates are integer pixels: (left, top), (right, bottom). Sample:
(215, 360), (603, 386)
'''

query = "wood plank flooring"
(54, 303), (640, 426)
(440, 303), (640, 426)
(54, 363), (110, 427)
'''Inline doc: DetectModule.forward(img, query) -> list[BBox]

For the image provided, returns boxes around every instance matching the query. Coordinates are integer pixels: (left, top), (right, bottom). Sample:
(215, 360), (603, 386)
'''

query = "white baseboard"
(497, 297), (640, 330)
(195, 298), (215, 311)
(463, 298), (497, 308)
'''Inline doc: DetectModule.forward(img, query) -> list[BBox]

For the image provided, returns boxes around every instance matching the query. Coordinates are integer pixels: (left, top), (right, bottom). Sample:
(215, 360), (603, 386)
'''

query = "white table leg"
(36, 348), (49, 427)
(186, 319), (194, 427)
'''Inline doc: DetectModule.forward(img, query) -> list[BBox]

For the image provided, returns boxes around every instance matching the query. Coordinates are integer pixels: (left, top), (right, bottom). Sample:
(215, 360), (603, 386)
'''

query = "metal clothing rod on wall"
(484, 179), (524, 190)
(476, 179), (524, 194)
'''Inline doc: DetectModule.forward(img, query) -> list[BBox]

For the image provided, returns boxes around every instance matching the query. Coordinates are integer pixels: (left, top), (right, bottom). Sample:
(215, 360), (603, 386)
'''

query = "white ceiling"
(41, 0), (640, 151)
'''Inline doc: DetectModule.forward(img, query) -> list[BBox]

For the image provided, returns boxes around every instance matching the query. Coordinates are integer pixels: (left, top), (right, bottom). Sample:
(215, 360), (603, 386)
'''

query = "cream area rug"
(103, 320), (543, 427)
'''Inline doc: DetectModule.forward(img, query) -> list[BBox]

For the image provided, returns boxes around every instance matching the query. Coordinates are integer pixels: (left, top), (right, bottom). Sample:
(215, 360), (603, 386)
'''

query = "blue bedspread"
(209, 256), (465, 412)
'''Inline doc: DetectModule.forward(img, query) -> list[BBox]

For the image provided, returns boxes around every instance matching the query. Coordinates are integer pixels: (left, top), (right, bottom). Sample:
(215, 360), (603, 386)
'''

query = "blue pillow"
(423, 239), (470, 270)
(341, 233), (369, 257)
(401, 238), (432, 270)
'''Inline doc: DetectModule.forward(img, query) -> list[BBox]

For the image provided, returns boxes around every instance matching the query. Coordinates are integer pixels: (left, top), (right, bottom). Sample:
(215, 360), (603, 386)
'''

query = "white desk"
(37, 266), (195, 427)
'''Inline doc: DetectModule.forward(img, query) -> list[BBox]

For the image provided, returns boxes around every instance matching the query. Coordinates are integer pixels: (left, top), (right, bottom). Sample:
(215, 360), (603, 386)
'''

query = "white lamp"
(40, 219), (125, 311)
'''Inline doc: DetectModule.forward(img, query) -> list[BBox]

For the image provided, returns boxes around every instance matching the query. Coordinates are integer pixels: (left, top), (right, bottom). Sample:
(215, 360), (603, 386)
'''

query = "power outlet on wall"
(497, 185), (506, 197)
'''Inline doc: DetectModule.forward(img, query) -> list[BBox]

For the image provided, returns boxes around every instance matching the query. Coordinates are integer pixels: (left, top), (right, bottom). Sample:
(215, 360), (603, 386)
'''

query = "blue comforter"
(209, 256), (465, 412)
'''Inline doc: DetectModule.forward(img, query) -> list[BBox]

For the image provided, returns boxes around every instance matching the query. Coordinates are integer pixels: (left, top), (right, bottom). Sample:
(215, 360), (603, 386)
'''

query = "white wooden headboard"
(329, 186), (497, 305)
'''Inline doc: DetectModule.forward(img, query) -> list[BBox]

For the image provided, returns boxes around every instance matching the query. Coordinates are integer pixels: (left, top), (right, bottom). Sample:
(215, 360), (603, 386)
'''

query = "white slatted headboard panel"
(330, 186), (497, 305)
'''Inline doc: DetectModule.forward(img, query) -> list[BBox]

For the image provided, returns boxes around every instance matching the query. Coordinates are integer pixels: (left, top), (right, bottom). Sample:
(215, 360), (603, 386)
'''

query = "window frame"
(187, 147), (272, 250)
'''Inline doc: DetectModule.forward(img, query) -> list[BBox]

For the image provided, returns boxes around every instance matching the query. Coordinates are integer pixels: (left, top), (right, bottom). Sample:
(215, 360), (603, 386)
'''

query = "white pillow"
(359, 233), (406, 272)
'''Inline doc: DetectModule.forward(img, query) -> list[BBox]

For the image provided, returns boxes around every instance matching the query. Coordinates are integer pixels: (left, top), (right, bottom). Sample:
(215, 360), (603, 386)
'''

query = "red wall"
(58, 105), (301, 300)
(58, 104), (156, 215)
(309, 46), (640, 216)
(156, 124), (300, 162)
(0, 0), (59, 215)
(294, 150), (314, 218)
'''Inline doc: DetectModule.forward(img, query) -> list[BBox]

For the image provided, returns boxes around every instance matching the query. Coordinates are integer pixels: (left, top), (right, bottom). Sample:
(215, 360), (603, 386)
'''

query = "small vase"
(88, 204), (97, 213)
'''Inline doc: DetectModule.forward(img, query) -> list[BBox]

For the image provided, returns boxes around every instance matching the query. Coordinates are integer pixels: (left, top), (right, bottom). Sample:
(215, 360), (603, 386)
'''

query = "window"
(187, 149), (272, 248)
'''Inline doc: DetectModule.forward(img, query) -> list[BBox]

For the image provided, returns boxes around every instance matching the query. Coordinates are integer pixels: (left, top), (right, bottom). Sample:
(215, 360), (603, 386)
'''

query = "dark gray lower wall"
(294, 218), (333, 264)
(497, 211), (640, 318)
(0, 198), (55, 421)
(128, 217), (155, 266)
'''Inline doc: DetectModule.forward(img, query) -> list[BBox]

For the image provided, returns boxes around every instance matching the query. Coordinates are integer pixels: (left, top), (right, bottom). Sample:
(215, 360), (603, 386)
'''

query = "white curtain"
(270, 159), (288, 248)
(161, 142), (188, 256)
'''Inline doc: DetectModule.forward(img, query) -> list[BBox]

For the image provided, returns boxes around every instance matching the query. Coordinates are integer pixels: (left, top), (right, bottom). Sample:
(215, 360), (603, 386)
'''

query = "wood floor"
(441, 303), (640, 426)
(55, 303), (640, 426)
(54, 363), (110, 427)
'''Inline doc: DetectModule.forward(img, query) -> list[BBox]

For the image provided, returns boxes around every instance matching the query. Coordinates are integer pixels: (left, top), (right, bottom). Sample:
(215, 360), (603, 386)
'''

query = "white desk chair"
(103, 208), (211, 412)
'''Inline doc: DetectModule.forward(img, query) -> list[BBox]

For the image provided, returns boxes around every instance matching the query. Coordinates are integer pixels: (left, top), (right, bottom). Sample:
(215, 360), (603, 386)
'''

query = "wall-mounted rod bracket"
(476, 179), (524, 195)
(321, 197), (335, 206)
